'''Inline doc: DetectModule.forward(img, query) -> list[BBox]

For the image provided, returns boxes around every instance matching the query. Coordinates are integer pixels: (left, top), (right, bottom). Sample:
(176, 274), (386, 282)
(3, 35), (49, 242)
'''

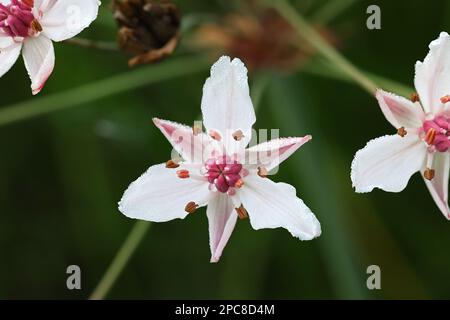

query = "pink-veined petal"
(207, 193), (237, 263)
(422, 152), (450, 219)
(38, 0), (100, 42)
(414, 32), (450, 114)
(351, 134), (426, 193)
(245, 136), (311, 172)
(118, 163), (211, 222)
(376, 89), (424, 129)
(201, 56), (256, 148)
(238, 176), (321, 240)
(0, 40), (21, 78)
(153, 118), (220, 164)
(22, 35), (54, 95)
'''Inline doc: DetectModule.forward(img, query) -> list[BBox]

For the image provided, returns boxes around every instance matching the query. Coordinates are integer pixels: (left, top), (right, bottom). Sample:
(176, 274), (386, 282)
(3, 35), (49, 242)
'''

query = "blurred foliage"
(1, 0), (450, 299)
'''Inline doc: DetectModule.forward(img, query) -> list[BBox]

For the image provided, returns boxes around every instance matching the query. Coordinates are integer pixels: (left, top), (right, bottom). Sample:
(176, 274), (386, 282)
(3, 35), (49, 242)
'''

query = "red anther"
(165, 159), (180, 168)
(232, 130), (244, 141)
(22, 0), (34, 7)
(440, 95), (450, 104)
(425, 128), (436, 145)
(209, 129), (222, 141)
(424, 168), (435, 181)
(235, 179), (244, 188)
(257, 166), (268, 177)
(236, 205), (248, 220)
(410, 93), (420, 102)
(397, 127), (407, 137)
(177, 169), (190, 179)
(185, 201), (199, 214)
(31, 19), (42, 32)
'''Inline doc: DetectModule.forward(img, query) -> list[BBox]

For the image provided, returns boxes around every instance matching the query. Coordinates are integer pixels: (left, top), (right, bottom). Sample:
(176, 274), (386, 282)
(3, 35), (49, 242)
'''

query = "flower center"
(204, 156), (243, 193)
(0, 0), (39, 38)
(422, 115), (450, 152)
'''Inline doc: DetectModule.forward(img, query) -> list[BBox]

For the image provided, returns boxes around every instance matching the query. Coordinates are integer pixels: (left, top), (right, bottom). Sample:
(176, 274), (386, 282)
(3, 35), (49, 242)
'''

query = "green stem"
(303, 58), (412, 97)
(311, 0), (358, 24)
(270, 0), (378, 94)
(0, 55), (209, 127)
(65, 37), (119, 51)
(89, 221), (151, 300)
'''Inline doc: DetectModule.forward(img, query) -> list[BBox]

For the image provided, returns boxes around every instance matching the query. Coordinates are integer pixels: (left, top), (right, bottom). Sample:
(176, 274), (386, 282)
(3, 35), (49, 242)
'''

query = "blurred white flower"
(119, 56), (321, 263)
(351, 32), (450, 219)
(0, 0), (100, 94)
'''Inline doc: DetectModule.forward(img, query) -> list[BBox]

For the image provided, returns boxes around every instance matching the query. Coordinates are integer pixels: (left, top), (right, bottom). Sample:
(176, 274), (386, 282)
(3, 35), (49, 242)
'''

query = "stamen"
(422, 116), (450, 151)
(208, 129), (222, 141)
(423, 151), (435, 181)
(30, 19), (42, 33)
(227, 188), (236, 196)
(22, 0), (34, 7)
(424, 168), (435, 181)
(165, 159), (180, 168)
(397, 127), (407, 137)
(235, 205), (248, 220)
(410, 93), (420, 102)
(205, 156), (244, 193)
(257, 166), (268, 178)
(235, 179), (244, 188)
(426, 150), (435, 167)
(232, 130), (244, 141)
(440, 95), (450, 104)
(185, 201), (199, 214)
(425, 128), (436, 145)
(0, 1), (35, 38)
(192, 123), (202, 136)
(177, 169), (190, 179)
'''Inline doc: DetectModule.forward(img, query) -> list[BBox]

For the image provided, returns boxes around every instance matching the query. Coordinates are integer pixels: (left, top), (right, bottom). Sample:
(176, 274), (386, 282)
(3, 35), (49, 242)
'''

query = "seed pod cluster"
(112, 0), (181, 67)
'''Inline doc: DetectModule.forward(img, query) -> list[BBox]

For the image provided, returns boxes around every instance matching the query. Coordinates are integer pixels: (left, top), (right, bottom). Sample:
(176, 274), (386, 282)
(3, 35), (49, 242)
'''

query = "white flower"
(351, 32), (450, 219)
(0, 0), (100, 94)
(119, 56), (321, 263)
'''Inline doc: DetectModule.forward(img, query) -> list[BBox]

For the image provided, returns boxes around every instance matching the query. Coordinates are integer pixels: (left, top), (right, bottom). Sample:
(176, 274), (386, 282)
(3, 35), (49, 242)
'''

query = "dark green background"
(0, 0), (449, 299)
